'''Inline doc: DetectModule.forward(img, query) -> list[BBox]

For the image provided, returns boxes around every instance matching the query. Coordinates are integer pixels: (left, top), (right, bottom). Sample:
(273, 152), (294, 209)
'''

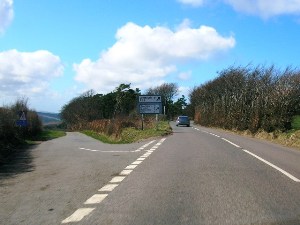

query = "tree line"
(60, 83), (188, 129)
(189, 65), (300, 133)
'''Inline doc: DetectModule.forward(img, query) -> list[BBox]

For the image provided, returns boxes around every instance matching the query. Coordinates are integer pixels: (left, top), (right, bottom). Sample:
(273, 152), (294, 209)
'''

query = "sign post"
(138, 95), (162, 130)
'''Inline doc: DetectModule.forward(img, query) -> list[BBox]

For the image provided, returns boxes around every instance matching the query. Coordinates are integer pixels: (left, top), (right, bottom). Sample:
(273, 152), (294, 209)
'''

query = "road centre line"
(110, 176), (126, 183)
(125, 164), (138, 169)
(137, 157), (146, 161)
(84, 194), (108, 204)
(61, 208), (95, 224)
(243, 149), (300, 182)
(120, 169), (133, 176)
(98, 184), (119, 192)
(62, 138), (166, 224)
(132, 160), (143, 165)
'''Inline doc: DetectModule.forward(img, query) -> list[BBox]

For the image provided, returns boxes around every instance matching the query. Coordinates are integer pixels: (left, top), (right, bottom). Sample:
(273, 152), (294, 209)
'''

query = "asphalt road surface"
(0, 122), (299, 225)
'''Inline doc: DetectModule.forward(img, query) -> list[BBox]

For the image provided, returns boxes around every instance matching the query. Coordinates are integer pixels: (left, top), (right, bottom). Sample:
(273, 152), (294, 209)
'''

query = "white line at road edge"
(221, 138), (241, 148)
(243, 149), (300, 182)
(194, 127), (300, 183)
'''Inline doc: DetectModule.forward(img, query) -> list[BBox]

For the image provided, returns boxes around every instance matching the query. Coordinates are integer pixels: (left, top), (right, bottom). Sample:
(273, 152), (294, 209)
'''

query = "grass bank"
(246, 129), (300, 150)
(26, 129), (66, 144)
(82, 121), (172, 144)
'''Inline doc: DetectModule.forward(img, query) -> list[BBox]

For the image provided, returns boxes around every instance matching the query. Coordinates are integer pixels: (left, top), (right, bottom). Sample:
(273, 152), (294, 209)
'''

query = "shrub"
(291, 115), (300, 130)
(191, 65), (300, 133)
(0, 98), (42, 164)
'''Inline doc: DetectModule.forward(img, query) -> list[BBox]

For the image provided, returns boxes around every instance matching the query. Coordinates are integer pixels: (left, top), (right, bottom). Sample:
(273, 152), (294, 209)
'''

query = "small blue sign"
(16, 120), (28, 127)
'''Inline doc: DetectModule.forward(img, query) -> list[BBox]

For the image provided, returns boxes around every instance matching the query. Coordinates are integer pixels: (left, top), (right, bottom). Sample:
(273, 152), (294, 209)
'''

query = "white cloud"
(0, 49), (64, 98)
(178, 71), (192, 80)
(177, 0), (205, 7)
(177, 0), (300, 18)
(74, 21), (235, 93)
(0, 0), (14, 34)
(224, 0), (300, 18)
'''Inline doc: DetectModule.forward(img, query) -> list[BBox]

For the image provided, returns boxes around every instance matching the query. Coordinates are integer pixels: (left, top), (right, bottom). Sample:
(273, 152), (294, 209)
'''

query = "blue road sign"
(16, 120), (28, 127)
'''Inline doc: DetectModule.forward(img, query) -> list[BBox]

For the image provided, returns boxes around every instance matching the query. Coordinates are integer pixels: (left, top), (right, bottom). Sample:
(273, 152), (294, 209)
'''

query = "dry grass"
(254, 130), (300, 149)
(236, 129), (300, 150)
(78, 116), (170, 143)
(82, 119), (171, 144)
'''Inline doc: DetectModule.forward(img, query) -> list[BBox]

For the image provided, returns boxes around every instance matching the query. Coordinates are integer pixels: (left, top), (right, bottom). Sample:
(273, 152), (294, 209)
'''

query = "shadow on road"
(0, 146), (35, 184)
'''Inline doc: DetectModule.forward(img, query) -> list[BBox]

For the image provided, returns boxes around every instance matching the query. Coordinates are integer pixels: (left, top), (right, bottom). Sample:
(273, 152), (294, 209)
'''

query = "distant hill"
(37, 112), (61, 125)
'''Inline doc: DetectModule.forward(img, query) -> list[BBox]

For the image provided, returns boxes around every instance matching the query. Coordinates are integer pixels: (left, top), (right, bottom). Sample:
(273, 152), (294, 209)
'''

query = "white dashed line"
(62, 138), (167, 224)
(110, 176), (126, 183)
(84, 194), (108, 204)
(62, 208), (95, 223)
(136, 157), (146, 161)
(79, 140), (157, 153)
(98, 184), (119, 192)
(125, 164), (138, 169)
(119, 169), (133, 176)
(131, 160), (143, 165)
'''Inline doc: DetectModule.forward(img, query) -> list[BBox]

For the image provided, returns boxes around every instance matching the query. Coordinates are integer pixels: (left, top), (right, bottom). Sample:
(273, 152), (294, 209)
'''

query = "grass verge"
(228, 129), (299, 150)
(26, 129), (66, 144)
(252, 129), (300, 150)
(82, 121), (172, 144)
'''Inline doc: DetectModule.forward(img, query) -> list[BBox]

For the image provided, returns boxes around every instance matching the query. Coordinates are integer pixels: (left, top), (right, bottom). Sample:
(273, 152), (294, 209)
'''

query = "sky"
(1, 0), (300, 113)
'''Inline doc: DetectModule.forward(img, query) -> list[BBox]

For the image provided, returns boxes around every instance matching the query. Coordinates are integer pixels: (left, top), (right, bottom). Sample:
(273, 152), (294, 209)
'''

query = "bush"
(0, 98), (42, 164)
(191, 65), (300, 133)
(291, 115), (300, 130)
(0, 107), (23, 163)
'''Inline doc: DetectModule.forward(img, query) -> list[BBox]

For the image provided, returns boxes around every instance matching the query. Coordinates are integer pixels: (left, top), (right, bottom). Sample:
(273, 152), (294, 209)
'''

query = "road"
(0, 122), (299, 225)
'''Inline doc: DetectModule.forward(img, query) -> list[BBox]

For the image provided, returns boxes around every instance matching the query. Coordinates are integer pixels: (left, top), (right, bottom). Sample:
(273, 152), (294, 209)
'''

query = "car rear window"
(179, 116), (189, 121)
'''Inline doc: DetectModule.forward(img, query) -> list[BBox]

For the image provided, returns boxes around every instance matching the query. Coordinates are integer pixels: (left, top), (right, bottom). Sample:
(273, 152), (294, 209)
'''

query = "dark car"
(176, 116), (190, 127)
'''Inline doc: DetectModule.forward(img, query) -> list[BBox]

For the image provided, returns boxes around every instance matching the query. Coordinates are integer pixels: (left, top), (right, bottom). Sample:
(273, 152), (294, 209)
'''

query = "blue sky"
(1, 0), (300, 112)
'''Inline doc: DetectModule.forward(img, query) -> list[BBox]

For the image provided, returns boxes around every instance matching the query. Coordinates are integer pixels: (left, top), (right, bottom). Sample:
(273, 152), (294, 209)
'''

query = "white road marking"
(98, 184), (119, 192)
(132, 160), (143, 165)
(243, 149), (300, 182)
(125, 164), (138, 169)
(63, 138), (167, 224)
(194, 127), (300, 183)
(136, 157), (146, 161)
(221, 138), (241, 148)
(209, 133), (220, 137)
(79, 140), (157, 153)
(120, 169), (133, 175)
(84, 194), (108, 204)
(61, 208), (95, 223)
(110, 176), (126, 183)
